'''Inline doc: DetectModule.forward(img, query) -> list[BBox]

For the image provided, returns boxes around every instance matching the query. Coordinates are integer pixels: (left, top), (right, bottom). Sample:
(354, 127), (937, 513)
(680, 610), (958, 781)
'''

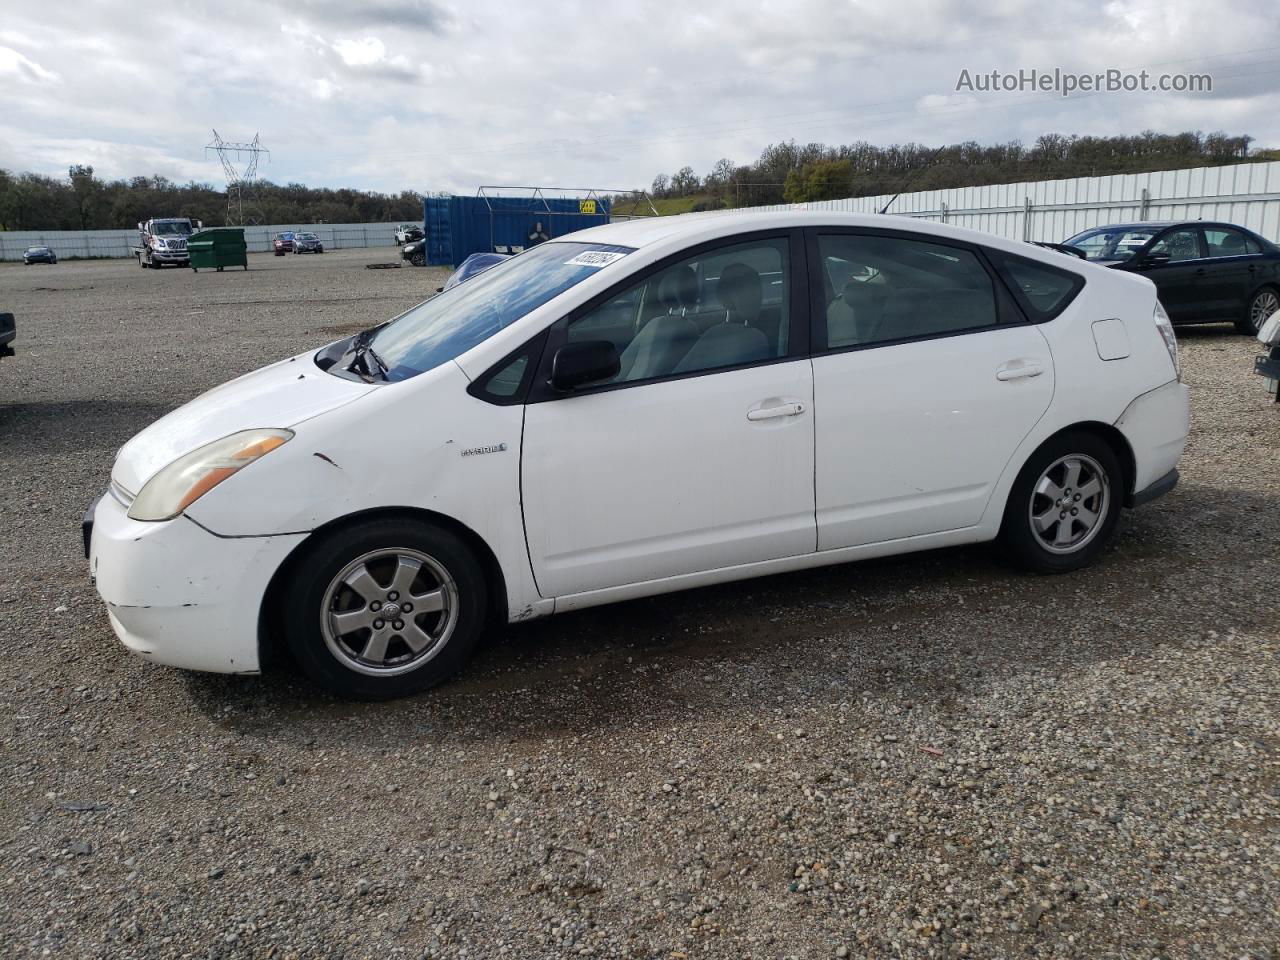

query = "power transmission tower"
(205, 130), (270, 226)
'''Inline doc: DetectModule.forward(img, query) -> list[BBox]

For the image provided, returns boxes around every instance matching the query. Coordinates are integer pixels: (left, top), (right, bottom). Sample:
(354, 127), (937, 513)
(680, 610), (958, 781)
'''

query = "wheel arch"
(1026, 420), (1137, 500)
(256, 506), (509, 672)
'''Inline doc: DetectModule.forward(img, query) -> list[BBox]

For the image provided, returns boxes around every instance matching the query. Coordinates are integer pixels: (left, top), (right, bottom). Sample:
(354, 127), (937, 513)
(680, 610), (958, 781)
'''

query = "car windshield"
(153, 221), (192, 236)
(297, 233), (317, 241)
(26, 247), (47, 253)
(366, 241), (633, 382)
(1064, 227), (1160, 261)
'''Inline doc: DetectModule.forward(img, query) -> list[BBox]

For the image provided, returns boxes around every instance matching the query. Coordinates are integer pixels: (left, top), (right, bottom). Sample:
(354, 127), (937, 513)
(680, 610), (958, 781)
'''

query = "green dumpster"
(188, 228), (248, 272)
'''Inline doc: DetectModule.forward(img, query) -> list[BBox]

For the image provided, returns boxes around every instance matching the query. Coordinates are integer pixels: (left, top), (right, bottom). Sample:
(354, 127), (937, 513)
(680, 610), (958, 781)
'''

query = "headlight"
(128, 428), (293, 521)
(1153, 301), (1179, 380)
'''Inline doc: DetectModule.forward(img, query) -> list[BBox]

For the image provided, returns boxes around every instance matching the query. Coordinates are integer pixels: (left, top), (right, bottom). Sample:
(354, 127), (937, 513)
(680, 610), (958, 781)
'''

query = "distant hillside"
(640, 131), (1262, 211)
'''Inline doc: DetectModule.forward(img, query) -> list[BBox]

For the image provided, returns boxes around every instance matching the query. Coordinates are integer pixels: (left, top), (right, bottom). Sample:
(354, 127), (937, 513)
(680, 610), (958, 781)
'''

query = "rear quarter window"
(989, 252), (1085, 322)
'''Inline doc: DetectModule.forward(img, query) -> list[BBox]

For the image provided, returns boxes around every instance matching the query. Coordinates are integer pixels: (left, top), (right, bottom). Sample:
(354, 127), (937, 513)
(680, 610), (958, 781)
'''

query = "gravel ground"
(0, 250), (1276, 959)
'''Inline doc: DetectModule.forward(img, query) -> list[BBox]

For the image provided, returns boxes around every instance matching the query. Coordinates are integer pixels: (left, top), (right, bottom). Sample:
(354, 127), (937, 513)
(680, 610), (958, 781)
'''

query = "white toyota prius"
(87, 211), (1189, 699)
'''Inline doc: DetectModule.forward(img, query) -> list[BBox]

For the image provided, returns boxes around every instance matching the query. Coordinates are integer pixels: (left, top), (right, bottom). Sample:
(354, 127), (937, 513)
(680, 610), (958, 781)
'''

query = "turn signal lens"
(127, 429), (293, 522)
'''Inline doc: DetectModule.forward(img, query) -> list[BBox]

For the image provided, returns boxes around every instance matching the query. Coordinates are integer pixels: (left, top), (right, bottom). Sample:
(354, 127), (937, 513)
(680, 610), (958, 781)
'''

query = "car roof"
(1072, 220), (1264, 233)
(561, 209), (1084, 264)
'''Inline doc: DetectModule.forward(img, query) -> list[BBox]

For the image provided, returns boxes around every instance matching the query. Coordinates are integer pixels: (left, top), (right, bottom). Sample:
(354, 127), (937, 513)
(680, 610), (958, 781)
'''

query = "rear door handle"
(996, 361), (1045, 382)
(747, 401), (805, 421)
(1195, 267), (1206, 276)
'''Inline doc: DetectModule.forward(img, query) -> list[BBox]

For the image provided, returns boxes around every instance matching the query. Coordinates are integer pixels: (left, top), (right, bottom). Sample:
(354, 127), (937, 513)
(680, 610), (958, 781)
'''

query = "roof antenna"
(876, 146), (945, 216)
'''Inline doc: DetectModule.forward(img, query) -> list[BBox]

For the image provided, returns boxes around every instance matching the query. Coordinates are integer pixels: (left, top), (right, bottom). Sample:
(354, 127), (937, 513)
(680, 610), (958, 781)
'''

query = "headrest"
(658, 266), (699, 311)
(716, 263), (762, 319)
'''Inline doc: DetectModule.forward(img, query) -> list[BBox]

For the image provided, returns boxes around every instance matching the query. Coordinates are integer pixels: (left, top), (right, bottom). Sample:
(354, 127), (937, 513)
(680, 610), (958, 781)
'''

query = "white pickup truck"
(133, 218), (201, 269)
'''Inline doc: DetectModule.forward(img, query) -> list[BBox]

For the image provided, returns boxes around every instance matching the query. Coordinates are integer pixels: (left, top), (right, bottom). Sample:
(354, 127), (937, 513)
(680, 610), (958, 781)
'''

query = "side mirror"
(550, 340), (620, 392)
(1140, 252), (1171, 268)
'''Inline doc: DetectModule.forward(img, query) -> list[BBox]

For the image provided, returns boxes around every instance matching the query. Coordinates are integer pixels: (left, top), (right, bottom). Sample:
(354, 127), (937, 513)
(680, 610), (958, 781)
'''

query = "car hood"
(111, 353), (374, 493)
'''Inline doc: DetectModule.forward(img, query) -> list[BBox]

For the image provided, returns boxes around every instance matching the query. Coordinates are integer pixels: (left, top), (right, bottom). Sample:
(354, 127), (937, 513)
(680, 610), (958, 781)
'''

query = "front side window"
(1148, 228), (1201, 261)
(564, 237), (790, 384)
(1065, 227), (1158, 261)
(818, 234), (998, 349)
(366, 241), (632, 381)
(1203, 227), (1254, 258)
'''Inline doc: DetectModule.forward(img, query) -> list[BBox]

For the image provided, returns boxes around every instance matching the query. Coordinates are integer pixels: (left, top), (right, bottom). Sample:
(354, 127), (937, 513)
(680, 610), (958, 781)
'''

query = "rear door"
(808, 229), (1059, 549)
(1199, 226), (1265, 320)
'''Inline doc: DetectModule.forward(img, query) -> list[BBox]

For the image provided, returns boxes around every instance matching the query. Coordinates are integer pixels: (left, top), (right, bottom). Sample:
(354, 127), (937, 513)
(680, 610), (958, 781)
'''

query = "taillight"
(1153, 301), (1179, 380)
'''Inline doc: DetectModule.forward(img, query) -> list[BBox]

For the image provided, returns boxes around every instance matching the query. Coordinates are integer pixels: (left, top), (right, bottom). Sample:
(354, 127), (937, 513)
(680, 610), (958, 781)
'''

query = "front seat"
(674, 263), (770, 372)
(618, 315), (699, 381)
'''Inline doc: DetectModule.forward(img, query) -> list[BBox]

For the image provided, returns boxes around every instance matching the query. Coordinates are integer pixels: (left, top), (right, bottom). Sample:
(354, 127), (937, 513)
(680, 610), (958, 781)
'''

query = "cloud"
(334, 37), (386, 67)
(0, 46), (58, 83)
(0, 0), (1276, 195)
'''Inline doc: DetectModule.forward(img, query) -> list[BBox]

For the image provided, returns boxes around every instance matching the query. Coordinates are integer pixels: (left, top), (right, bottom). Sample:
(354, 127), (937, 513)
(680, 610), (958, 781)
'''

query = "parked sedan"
(1063, 220), (1280, 334)
(23, 246), (57, 265)
(86, 211), (1188, 699)
(272, 232), (295, 256)
(293, 232), (324, 254)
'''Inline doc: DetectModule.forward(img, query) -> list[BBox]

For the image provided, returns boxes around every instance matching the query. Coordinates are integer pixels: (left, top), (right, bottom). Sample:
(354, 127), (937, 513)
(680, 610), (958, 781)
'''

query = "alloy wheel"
(320, 548), (459, 677)
(1028, 454), (1110, 554)
(1249, 289), (1279, 333)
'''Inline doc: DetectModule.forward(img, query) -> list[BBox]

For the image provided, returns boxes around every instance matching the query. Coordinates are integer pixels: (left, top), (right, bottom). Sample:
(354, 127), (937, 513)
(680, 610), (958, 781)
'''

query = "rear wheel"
(998, 432), (1123, 573)
(281, 518), (487, 699)
(1239, 286), (1280, 335)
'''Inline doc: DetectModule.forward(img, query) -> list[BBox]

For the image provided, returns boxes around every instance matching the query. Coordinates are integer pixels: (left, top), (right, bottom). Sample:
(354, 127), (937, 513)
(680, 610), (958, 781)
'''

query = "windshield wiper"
(346, 329), (390, 381)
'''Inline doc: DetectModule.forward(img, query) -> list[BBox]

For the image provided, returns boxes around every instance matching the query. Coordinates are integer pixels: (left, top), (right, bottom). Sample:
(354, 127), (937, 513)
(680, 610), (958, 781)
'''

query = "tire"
(281, 517), (488, 699)
(410, 251), (426, 267)
(1239, 286), (1280, 336)
(997, 431), (1124, 574)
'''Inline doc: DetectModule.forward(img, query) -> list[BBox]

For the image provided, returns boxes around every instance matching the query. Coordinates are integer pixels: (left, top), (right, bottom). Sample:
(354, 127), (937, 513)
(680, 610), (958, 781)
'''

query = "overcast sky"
(1, 0), (1277, 195)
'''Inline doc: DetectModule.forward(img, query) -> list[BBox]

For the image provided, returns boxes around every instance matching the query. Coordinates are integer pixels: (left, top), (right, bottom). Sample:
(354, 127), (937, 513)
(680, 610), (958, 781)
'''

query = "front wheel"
(1239, 286), (1280, 335)
(281, 518), (488, 699)
(998, 432), (1124, 574)
(410, 251), (426, 267)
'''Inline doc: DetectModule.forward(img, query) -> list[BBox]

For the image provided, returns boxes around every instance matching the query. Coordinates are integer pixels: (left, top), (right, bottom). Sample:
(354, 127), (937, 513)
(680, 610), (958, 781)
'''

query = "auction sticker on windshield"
(564, 250), (627, 268)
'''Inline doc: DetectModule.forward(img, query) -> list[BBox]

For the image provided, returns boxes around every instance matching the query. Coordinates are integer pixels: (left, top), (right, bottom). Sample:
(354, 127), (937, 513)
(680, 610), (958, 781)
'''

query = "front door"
(1139, 226), (1208, 323)
(808, 230), (1056, 549)
(521, 233), (817, 598)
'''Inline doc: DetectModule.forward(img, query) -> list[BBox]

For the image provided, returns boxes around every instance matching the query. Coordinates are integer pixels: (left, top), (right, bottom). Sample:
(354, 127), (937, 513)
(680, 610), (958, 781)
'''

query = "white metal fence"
(0, 221), (405, 262)
(733, 160), (1280, 244)
(6, 162), (1280, 261)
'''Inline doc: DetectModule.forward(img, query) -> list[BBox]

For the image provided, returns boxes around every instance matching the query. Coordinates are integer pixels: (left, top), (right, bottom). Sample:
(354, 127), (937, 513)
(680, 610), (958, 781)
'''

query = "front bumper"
(86, 492), (305, 674)
(151, 249), (189, 263)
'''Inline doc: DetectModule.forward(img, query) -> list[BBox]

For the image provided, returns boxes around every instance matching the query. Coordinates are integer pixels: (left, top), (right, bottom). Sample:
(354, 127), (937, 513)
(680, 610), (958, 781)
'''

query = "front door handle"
(747, 401), (805, 421)
(996, 360), (1045, 382)
(1195, 267), (1206, 276)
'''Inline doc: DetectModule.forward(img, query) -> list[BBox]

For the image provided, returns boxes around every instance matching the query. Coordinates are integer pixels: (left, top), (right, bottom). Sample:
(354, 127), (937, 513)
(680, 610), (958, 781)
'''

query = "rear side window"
(1203, 227), (1256, 258)
(817, 233), (999, 350)
(989, 252), (1084, 322)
